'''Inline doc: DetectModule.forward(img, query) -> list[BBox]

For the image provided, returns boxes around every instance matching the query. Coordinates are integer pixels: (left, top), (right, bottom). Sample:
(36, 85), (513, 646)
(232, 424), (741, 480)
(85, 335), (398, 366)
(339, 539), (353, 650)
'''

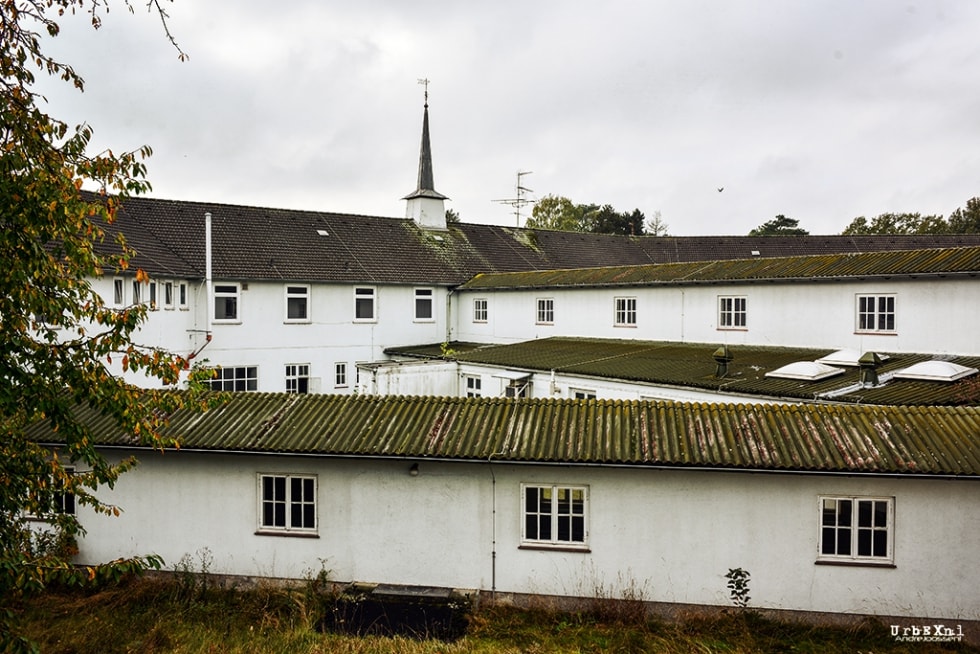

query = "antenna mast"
(493, 170), (534, 227)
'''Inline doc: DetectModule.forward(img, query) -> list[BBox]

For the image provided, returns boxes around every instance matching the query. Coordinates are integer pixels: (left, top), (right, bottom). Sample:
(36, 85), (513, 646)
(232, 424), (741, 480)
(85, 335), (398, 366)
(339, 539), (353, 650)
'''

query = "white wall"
(75, 449), (979, 621)
(454, 278), (980, 355)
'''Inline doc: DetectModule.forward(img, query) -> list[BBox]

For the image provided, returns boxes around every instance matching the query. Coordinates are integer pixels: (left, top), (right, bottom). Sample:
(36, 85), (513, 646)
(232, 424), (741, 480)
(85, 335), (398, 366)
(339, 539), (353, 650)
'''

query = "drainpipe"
(205, 212), (213, 332)
(445, 287), (455, 344)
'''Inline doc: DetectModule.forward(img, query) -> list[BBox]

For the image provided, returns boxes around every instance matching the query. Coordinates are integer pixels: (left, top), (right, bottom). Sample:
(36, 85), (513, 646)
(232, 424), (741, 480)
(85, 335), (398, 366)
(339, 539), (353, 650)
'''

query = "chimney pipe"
(713, 345), (734, 378)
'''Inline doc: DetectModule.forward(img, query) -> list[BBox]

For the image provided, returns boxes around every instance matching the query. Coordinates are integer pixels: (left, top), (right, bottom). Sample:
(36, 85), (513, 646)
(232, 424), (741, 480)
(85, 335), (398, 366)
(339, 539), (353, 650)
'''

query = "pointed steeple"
(404, 82), (449, 229)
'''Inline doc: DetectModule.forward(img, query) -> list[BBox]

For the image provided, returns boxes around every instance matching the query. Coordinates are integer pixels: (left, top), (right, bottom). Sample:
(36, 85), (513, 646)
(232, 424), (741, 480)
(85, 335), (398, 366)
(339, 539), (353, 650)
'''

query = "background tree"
(524, 194), (588, 231)
(748, 214), (809, 236)
(525, 195), (650, 236)
(841, 212), (946, 235)
(945, 197), (980, 233)
(645, 210), (670, 236)
(2, 2), (211, 650)
(445, 208), (460, 223)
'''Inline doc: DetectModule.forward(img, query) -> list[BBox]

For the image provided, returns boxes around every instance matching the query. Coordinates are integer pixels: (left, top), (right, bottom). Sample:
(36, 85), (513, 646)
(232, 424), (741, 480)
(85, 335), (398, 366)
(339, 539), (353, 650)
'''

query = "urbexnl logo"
(891, 624), (964, 643)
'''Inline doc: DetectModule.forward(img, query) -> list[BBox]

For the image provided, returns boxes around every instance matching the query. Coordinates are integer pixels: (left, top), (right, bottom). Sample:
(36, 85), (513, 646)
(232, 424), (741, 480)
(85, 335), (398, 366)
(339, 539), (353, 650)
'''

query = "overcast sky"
(35, 1), (980, 235)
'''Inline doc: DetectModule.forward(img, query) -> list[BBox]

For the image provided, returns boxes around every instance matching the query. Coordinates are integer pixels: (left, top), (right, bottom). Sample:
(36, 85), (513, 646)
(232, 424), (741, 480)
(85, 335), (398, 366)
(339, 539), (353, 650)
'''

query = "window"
(178, 282), (189, 310)
(113, 278), (125, 306)
(132, 280), (143, 305)
(505, 379), (530, 398)
(857, 295), (895, 333)
(148, 281), (158, 310)
(464, 375), (482, 397)
(28, 468), (74, 518)
(209, 366), (257, 392)
(473, 298), (488, 323)
(354, 287), (376, 322)
(572, 389), (596, 400)
(414, 288), (434, 321)
(258, 474), (317, 534)
(522, 484), (588, 548)
(285, 364), (310, 394)
(819, 496), (893, 563)
(614, 297), (637, 327)
(719, 296), (747, 329)
(214, 284), (240, 322)
(335, 363), (347, 388)
(536, 298), (554, 325)
(163, 281), (174, 309)
(285, 285), (310, 322)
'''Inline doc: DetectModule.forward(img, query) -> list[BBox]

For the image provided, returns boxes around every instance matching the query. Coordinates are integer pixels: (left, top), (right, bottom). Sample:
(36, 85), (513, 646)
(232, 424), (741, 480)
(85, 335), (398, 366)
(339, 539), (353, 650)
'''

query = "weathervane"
(417, 77), (430, 105)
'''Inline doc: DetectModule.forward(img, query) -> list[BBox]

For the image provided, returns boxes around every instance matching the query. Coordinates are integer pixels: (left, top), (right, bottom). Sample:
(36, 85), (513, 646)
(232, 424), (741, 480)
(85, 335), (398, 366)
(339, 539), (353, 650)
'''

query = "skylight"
(816, 349), (890, 367)
(765, 361), (845, 381)
(893, 361), (978, 382)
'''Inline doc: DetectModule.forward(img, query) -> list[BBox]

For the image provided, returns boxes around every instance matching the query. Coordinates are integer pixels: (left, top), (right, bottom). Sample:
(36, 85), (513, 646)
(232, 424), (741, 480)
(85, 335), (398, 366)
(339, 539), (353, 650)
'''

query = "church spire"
(404, 79), (448, 229)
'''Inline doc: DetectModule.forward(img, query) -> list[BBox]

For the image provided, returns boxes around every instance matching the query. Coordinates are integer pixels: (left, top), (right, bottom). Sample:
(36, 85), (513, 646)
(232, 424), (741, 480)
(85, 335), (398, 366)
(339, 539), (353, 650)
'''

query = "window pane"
(873, 530), (888, 557)
(538, 515), (552, 540)
(525, 515), (538, 540)
(274, 503), (285, 527)
(822, 527), (836, 554)
(287, 297), (307, 319)
(836, 530), (851, 555)
(857, 529), (872, 556)
(571, 515), (585, 542)
(525, 487), (538, 512)
(873, 501), (887, 528)
(838, 500), (852, 526)
(857, 500), (872, 528)
(557, 515), (570, 541)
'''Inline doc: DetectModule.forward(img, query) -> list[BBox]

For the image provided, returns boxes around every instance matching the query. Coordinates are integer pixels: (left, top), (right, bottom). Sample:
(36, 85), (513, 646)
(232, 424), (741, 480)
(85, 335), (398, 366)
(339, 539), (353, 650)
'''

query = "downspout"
(487, 451), (502, 601)
(205, 211), (213, 333)
(445, 287), (455, 344)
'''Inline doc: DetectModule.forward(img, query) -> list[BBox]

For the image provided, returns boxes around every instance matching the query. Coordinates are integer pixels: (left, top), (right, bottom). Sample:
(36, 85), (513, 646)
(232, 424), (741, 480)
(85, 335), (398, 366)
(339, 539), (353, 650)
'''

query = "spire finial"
(417, 77), (430, 106)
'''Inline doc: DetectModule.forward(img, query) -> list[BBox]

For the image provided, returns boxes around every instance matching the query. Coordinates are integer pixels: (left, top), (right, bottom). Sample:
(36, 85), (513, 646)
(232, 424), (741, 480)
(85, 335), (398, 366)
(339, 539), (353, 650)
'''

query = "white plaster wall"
(76, 450), (979, 620)
(454, 278), (980, 355)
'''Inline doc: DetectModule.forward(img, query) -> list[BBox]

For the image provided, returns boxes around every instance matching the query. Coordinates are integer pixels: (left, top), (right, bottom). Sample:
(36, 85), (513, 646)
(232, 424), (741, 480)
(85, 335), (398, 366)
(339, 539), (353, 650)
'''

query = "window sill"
(353, 319), (378, 324)
(854, 331), (897, 336)
(717, 327), (748, 332)
(614, 324), (637, 328)
(255, 530), (320, 539)
(212, 320), (242, 325)
(473, 320), (488, 324)
(283, 320), (312, 325)
(413, 319), (436, 324)
(815, 559), (895, 568)
(519, 544), (590, 554)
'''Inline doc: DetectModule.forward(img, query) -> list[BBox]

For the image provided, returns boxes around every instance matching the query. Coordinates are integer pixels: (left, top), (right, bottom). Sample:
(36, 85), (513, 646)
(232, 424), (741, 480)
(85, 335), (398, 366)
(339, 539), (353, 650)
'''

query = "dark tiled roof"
(98, 195), (980, 283)
(388, 337), (980, 406)
(35, 393), (980, 476)
(459, 245), (980, 290)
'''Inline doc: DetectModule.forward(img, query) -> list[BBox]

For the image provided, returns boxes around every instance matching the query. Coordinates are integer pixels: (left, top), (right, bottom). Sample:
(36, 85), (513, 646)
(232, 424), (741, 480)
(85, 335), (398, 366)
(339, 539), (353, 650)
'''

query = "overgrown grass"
(9, 576), (979, 653)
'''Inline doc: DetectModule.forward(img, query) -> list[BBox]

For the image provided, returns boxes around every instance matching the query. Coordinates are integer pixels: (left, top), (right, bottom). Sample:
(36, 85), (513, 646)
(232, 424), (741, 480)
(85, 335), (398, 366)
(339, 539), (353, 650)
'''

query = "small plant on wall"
(725, 568), (751, 609)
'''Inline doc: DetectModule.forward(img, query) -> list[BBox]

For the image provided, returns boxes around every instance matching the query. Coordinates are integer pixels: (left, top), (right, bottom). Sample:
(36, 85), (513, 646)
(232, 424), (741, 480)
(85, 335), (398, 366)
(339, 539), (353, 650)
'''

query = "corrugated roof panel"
(29, 394), (980, 476)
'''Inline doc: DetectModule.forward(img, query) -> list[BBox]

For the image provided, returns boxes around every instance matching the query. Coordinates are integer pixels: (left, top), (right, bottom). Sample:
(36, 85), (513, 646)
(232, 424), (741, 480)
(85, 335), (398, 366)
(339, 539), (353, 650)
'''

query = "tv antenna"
(493, 170), (535, 227)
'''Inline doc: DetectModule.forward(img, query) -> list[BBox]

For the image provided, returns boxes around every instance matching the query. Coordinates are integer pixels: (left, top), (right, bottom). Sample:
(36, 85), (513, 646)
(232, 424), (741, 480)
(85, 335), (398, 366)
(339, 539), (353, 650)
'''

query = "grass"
(8, 576), (979, 653)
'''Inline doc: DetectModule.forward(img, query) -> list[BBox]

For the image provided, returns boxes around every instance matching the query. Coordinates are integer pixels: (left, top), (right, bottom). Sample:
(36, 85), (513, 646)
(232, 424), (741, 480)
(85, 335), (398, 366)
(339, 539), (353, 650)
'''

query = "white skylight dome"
(765, 361), (845, 381)
(893, 360), (978, 382)
(816, 349), (890, 367)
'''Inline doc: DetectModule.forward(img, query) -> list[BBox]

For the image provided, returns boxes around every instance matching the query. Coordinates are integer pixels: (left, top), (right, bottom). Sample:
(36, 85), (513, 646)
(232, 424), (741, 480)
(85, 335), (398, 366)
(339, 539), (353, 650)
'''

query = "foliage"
(748, 214), (809, 236)
(444, 208), (460, 223)
(525, 194), (651, 236)
(1, 1), (212, 651)
(842, 197), (980, 235)
(14, 577), (977, 654)
(725, 567), (751, 608)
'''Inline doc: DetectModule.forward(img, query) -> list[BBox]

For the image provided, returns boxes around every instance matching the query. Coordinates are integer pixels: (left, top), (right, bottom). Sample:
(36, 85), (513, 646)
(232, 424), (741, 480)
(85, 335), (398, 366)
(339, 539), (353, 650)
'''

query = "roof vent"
(765, 361), (845, 381)
(712, 345), (734, 378)
(858, 351), (882, 386)
(751, 250), (761, 256)
(316, 229), (329, 237)
(894, 360), (978, 382)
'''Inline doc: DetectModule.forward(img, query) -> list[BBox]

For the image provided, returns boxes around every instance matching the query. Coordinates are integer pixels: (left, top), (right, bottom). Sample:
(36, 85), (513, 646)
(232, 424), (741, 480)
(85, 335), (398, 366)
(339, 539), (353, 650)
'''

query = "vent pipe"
(713, 345), (734, 378)
(859, 351), (881, 387)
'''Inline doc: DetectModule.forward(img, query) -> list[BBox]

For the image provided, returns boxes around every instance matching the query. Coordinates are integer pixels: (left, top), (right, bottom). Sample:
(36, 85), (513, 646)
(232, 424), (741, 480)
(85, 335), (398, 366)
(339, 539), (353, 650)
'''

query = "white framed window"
(818, 496), (894, 564)
(335, 363), (348, 388)
(209, 366), (257, 392)
(132, 280), (143, 305)
(614, 297), (637, 327)
(285, 285), (310, 323)
(258, 474), (317, 534)
(572, 388), (596, 400)
(354, 287), (376, 322)
(536, 298), (554, 325)
(505, 379), (531, 398)
(112, 278), (125, 306)
(148, 281), (158, 310)
(163, 281), (174, 309)
(178, 282), (189, 310)
(414, 288), (434, 322)
(464, 375), (482, 397)
(856, 295), (895, 333)
(285, 364), (310, 394)
(28, 467), (75, 519)
(522, 484), (588, 549)
(718, 296), (747, 329)
(473, 298), (488, 323)
(213, 284), (240, 322)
